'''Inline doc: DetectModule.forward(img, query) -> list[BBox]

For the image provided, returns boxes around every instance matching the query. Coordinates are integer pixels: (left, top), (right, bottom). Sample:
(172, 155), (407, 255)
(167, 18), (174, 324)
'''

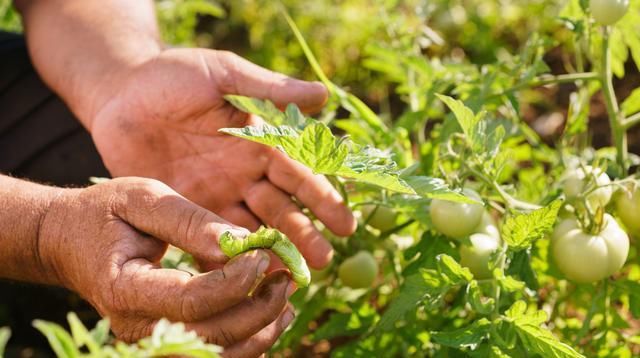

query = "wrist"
(0, 177), (67, 286)
(37, 187), (84, 290)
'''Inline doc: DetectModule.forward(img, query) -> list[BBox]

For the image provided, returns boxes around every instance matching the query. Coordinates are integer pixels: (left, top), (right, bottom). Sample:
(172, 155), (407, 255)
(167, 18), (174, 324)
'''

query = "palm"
(91, 49), (355, 268)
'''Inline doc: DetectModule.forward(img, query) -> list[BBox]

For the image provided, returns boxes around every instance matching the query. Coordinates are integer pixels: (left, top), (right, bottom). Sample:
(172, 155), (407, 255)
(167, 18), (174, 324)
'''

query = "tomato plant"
(218, 2), (640, 354)
(552, 214), (629, 283)
(338, 251), (378, 289)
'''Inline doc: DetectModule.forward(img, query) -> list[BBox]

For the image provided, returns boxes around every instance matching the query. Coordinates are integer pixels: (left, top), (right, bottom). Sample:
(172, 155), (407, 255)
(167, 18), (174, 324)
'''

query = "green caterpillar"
(219, 227), (311, 287)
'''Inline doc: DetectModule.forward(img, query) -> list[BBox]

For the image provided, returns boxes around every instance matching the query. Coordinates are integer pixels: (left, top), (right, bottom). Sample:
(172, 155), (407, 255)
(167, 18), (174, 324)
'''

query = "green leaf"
(436, 254), (473, 285)
(33, 319), (81, 358)
(506, 250), (539, 290)
(67, 312), (100, 354)
(494, 269), (526, 293)
(403, 176), (479, 203)
(430, 318), (491, 349)
(298, 123), (348, 173)
(621, 87), (640, 117)
(0, 327), (10, 357)
(501, 200), (562, 251)
(436, 94), (482, 146)
(501, 301), (584, 358)
(224, 94), (285, 124)
(139, 319), (222, 357)
(312, 304), (378, 341)
(467, 281), (495, 315)
(90, 318), (111, 346)
(374, 270), (447, 333)
(221, 97), (412, 194)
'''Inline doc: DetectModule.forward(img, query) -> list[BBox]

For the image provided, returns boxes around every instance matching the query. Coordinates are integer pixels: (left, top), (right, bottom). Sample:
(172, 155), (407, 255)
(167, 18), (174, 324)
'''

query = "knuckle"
(216, 51), (239, 94)
(209, 326), (236, 346)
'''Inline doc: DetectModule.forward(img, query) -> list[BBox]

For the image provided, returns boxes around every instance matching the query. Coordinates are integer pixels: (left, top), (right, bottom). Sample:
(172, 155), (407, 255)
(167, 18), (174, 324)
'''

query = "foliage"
(29, 313), (221, 357)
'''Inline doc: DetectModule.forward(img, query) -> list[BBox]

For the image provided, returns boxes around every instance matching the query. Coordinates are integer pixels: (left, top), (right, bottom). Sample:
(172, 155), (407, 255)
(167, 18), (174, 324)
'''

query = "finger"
(244, 180), (333, 269)
(210, 50), (328, 113)
(112, 250), (270, 322)
(112, 178), (249, 263)
(186, 272), (292, 346)
(222, 305), (295, 358)
(267, 151), (356, 236)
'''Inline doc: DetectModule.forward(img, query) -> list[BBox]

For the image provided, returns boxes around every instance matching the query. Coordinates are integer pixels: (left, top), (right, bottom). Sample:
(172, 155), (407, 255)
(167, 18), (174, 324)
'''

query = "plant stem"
(600, 27), (628, 176)
(491, 245), (508, 319)
(466, 166), (541, 210)
(490, 72), (599, 100)
(622, 111), (640, 130)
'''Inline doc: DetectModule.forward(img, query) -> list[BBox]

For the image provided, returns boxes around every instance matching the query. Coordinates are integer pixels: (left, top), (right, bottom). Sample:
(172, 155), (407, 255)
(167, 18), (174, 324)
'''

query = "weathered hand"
(90, 49), (356, 269)
(39, 177), (294, 357)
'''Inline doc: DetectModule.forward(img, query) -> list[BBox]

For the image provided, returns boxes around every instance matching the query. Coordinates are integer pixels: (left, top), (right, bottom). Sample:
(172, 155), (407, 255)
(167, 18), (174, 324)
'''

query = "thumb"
(210, 50), (328, 113)
(111, 177), (248, 264)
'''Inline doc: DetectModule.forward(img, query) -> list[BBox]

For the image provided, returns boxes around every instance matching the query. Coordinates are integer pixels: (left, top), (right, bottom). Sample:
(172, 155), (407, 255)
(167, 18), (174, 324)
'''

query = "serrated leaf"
(494, 269), (526, 293)
(437, 254), (473, 285)
(221, 97), (412, 193)
(403, 176), (479, 203)
(224, 95), (285, 124)
(436, 94), (481, 146)
(506, 250), (539, 290)
(298, 123), (348, 172)
(502, 301), (584, 358)
(501, 200), (562, 251)
(430, 318), (491, 349)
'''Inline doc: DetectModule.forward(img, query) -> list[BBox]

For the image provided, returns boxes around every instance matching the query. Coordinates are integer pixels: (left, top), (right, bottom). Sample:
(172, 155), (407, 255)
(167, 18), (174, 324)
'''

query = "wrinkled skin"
(91, 49), (357, 270)
(39, 177), (296, 357)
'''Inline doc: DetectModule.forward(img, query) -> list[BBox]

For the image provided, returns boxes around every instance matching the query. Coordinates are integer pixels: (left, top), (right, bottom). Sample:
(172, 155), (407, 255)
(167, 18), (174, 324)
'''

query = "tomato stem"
(622, 111), (640, 130)
(600, 27), (628, 176)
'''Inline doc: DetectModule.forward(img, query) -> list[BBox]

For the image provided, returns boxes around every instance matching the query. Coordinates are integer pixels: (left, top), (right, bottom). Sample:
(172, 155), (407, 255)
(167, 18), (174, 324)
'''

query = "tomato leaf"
(501, 200), (562, 251)
(501, 301), (585, 358)
(430, 318), (491, 349)
(221, 96), (414, 194)
(403, 176), (480, 204)
(436, 254), (473, 285)
(33, 320), (81, 358)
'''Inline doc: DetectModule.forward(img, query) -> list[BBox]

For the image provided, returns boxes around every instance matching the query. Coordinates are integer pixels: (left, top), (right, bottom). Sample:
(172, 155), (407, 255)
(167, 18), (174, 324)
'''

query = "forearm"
(0, 175), (63, 285)
(15, 0), (162, 128)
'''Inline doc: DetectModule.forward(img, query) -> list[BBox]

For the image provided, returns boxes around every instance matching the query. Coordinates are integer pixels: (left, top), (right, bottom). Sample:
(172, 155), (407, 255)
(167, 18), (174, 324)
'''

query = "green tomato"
(591, 0), (629, 25)
(615, 186), (640, 237)
(338, 251), (378, 289)
(460, 233), (500, 279)
(474, 211), (500, 240)
(361, 204), (397, 232)
(552, 214), (629, 283)
(561, 166), (612, 209)
(430, 189), (484, 239)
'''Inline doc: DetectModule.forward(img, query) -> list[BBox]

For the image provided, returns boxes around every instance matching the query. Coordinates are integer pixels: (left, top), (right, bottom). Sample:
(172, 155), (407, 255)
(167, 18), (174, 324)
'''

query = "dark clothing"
(0, 32), (107, 356)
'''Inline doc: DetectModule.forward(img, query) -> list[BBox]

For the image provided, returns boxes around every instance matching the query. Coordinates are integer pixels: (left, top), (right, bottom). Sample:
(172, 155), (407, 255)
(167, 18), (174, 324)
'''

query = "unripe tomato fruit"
(615, 186), (640, 237)
(474, 211), (500, 240)
(338, 251), (378, 289)
(460, 233), (500, 279)
(361, 204), (397, 232)
(552, 214), (629, 283)
(590, 0), (629, 25)
(561, 166), (612, 209)
(430, 189), (484, 239)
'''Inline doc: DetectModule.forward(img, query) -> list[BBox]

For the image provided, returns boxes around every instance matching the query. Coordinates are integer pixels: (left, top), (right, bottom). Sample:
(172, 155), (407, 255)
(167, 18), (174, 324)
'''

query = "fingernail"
(286, 281), (296, 298)
(257, 254), (270, 275)
(281, 309), (295, 327)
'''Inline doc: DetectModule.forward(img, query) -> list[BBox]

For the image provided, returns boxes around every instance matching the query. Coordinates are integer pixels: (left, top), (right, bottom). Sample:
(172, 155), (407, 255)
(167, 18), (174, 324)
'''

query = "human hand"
(38, 177), (294, 357)
(88, 49), (357, 269)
